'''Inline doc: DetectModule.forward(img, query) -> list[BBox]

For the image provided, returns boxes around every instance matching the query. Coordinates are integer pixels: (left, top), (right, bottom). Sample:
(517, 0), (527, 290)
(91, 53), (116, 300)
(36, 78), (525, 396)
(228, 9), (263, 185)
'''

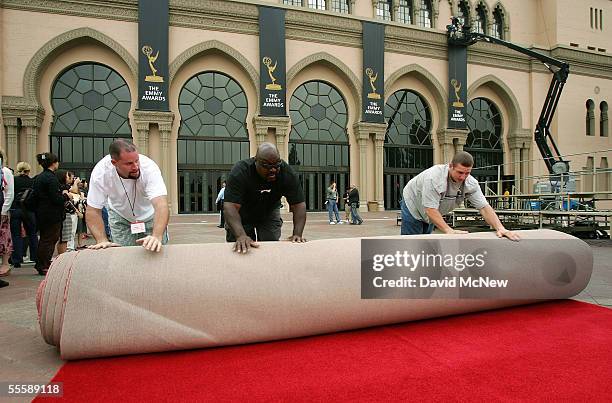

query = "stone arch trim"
(287, 52), (362, 122)
(385, 63), (448, 129)
(467, 74), (523, 138)
(169, 40), (260, 113)
(23, 27), (138, 104)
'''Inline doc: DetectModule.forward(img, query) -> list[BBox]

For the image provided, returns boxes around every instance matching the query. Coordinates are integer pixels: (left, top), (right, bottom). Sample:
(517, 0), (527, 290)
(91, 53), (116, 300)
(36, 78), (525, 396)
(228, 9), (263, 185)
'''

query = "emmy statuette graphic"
(366, 68), (380, 100)
(263, 57), (282, 91)
(142, 45), (164, 83)
(451, 78), (464, 107)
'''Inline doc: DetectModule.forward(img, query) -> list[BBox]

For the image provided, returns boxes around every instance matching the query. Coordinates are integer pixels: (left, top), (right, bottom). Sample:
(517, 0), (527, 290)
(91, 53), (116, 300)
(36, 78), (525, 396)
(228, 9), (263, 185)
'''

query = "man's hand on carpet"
(286, 235), (306, 243)
(88, 241), (121, 250)
(233, 235), (259, 254)
(136, 235), (163, 252)
(496, 229), (521, 241)
(445, 228), (468, 235)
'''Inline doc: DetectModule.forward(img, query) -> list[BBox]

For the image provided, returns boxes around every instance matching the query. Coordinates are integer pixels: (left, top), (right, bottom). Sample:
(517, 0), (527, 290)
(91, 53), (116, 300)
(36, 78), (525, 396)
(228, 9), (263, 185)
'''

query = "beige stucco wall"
(1, 9), (137, 98)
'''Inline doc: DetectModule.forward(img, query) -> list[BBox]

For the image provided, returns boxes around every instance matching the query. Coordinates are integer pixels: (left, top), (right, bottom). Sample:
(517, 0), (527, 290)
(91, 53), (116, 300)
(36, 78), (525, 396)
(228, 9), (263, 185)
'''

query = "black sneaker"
(12, 263), (21, 269)
(0, 279), (8, 288)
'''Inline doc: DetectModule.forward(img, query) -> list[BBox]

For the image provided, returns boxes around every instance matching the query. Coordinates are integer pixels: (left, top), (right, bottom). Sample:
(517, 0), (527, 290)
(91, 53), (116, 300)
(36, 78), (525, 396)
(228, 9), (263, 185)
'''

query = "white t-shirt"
(1, 167), (14, 215)
(402, 164), (489, 223)
(87, 154), (167, 221)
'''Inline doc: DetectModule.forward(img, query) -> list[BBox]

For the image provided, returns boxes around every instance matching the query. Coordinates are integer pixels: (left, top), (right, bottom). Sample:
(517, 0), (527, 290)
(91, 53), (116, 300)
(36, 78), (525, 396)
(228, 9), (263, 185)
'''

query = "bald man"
(223, 143), (307, 253)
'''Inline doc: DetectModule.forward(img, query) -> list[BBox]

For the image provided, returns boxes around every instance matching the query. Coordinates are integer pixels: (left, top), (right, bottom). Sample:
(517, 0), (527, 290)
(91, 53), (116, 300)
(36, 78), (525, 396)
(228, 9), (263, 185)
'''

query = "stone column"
(374, 131), (385, 211)
(510, 147), (521, 193)
(4, 119), (19, 168)
(353, 122), (386, 212)
(253, 116), (291, 158)
(21, 108), (44, 170)
(254, 121), (267, 148)
(358, 131), (369, 212)
(135, 121), (150, 156)
(508, 129), (531, 194)
(159, 121), (172, 191)
(436, 128), (469, 162)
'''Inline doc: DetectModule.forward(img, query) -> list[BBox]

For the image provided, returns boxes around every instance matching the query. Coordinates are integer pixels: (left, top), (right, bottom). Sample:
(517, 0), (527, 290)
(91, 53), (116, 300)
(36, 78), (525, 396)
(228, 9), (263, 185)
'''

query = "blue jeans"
(350, 202), (363, 224)
(400, 199), (434, 235)
(102, 206), (112, 241)
(327, 200), (340, 222)
(9, 208), (38, 265)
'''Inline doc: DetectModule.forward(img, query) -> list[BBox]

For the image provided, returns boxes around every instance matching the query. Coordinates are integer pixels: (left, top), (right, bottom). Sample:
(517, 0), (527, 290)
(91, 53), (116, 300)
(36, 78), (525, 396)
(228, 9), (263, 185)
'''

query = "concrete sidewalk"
(1, 211), (610, 388)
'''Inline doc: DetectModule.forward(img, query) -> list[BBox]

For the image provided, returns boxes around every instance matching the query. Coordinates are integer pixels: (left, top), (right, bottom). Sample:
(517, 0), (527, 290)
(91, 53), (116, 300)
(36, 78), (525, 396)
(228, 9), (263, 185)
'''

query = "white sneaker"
(329, 221), (336, 225)
(338, 221), (343, 224)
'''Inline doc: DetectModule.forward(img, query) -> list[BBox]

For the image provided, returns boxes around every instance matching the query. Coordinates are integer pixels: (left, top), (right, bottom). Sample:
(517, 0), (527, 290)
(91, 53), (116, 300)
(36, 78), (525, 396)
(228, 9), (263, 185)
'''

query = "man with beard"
(86, 139), (169, 252)
(224, 143), (306, 253)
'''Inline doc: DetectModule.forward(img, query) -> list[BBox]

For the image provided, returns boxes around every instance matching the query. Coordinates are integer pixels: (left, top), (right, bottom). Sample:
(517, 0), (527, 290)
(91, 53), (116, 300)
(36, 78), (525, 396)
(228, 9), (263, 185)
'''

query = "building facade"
(1, 0), (611, 214)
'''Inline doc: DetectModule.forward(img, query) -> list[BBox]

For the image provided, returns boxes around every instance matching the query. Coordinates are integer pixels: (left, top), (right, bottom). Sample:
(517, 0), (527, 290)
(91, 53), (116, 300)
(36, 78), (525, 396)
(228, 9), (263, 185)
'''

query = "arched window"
(491, 5), (505, 39)
(331, 0), (350, 13)
(384, 89), (433, 209)
(376, 0), (392, 21)
(474, 2), (488, 34)
(398, 0), (414, 24)
(308, 0), (326, 10)
(457, 0), (470, 25)
(586, 99), (595, 136)
(601, 101), (609, 137)
(418, 0), (433, 28)
(50, 62), (131, 178)
(465, 98), (504, 187)
(178, 71), (249, 213)
(289, 80), (349, 211)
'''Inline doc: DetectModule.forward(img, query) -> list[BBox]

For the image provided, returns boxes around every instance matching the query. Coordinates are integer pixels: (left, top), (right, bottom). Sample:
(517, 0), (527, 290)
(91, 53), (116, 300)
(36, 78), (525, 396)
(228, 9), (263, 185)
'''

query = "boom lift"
(446, 17), (570, 180)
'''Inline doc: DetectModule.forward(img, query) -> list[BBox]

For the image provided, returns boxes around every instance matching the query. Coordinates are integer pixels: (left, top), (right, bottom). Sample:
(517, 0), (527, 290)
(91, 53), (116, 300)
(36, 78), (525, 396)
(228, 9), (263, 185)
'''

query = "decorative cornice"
(437, 127), (469, 145)
(253, 115), (291, 126)
(169, 40), (260, 114)
(1, 0), (138, 22)
(385, 25), (447, 60)
(132, 110), (175, 132)
(285, 8), (362, 48)
(1, 96), (45, 127)
(352, 121), (386, 137)
(287, 52), (362, 121)
(170, 0), (258, 36)
(508, 128), (532, 150)
(385, 63), (448, 128)
(22, 27), (138, 103)
(468, 74), (523, 134)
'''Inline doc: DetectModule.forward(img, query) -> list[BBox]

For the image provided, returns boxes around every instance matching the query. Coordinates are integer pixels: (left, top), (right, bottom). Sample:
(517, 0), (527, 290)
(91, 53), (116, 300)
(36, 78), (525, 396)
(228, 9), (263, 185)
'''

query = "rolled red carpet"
(36, 300), (612, 402)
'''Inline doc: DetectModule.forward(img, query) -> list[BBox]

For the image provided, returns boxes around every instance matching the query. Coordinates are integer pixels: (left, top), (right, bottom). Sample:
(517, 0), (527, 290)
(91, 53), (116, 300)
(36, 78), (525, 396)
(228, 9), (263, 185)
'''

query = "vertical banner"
(259, 7), (286, 116)
(138, 0), (169, 111)
(362, 22), (385, 123)
(448, 44), (468, 129)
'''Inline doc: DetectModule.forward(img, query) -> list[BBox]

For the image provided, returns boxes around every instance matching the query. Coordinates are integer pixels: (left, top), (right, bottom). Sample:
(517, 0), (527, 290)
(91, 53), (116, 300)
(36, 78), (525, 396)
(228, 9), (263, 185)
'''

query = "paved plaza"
(1, 211), (610, 387)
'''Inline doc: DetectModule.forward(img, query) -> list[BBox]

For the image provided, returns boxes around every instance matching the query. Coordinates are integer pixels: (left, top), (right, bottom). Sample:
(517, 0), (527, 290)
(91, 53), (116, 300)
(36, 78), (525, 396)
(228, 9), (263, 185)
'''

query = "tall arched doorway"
(384, 89), (433, 209)
(288, 80), (350, 211)
(50, 62), (132, 179)
(464, 97), (503, 190)
(177, 71), (249, 213)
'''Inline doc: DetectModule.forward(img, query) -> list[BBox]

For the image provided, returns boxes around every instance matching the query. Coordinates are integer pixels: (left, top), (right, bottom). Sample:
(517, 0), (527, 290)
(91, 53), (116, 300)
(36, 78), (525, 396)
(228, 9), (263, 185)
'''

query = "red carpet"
(37, 300), (612, 402)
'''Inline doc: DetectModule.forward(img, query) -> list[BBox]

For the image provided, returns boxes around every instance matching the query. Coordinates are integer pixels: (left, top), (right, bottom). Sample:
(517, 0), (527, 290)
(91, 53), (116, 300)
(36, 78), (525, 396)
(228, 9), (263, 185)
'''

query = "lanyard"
(119, 177), (137, 218)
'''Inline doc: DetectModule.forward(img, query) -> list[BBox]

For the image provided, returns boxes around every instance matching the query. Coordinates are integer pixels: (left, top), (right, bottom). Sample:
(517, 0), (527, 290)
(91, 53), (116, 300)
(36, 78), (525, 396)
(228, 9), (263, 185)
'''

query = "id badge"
(130, 221), (146, 234)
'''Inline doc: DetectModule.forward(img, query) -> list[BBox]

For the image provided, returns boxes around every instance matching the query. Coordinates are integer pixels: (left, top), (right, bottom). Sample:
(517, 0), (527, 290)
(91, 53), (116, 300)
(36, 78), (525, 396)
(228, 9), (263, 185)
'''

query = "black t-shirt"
(224, 157), (304, 224)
